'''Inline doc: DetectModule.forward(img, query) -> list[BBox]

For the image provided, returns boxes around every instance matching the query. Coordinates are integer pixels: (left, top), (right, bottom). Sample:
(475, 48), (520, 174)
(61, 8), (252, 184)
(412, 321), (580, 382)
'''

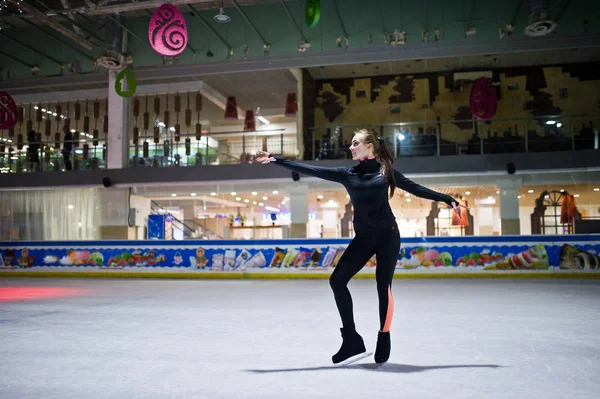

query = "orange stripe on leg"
(382, 285), (394, 332)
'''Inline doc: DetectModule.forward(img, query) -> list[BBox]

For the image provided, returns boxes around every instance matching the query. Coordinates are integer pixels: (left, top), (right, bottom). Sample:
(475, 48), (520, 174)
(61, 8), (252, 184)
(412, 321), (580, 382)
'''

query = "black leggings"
(329, 223), (401, 332)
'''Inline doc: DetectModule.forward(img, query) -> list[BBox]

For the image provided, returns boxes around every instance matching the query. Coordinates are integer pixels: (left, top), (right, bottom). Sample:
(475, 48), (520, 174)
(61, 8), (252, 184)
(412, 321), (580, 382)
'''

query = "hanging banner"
(0, 91), (18, 130)
(114, 69), (137, 97)
(470, 77), (498, 120)
(149, 3), (188, 57)
(305, 0), (321, 28)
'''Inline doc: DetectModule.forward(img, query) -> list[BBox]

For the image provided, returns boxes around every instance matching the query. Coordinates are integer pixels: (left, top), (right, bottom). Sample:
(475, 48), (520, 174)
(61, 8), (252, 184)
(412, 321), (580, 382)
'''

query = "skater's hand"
(256, 151), (276, 164)
(451, 201), (469, 217)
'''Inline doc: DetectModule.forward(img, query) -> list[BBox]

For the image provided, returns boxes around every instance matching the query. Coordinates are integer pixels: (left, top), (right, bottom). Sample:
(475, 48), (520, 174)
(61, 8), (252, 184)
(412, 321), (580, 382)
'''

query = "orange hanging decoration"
(285, 93), (298, 117)
(224, 96), (238, 120)
(244, 110), (255, 131)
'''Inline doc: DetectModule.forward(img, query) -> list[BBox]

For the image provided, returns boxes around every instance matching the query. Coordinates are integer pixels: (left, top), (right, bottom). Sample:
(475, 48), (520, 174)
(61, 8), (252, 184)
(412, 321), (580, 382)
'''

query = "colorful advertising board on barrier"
(1, 236), (599, 276)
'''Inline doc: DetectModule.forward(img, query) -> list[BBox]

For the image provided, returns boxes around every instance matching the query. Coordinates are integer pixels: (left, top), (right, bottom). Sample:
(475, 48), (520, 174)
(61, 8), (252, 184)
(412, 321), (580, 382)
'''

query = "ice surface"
(0, 278), (599, 399)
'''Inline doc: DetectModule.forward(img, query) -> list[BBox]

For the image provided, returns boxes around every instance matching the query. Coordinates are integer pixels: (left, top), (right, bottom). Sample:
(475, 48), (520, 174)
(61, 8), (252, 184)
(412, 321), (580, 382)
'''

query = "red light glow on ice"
(0, 287), (88, 302)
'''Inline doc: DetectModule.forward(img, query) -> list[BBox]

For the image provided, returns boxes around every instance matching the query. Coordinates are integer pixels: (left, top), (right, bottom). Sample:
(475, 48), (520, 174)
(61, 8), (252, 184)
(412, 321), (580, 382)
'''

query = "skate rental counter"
(1, 235), (599, 279)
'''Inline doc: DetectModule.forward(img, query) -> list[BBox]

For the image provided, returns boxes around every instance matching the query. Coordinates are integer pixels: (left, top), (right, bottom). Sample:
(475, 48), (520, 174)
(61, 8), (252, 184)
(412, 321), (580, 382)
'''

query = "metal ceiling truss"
(231, 0), (270, 54)
(19, 0), (293, 17)
(0, 32), (65, 68)
(279, 0), (307, 43)
(187, 4), (234, 56)
(3, 33), (599, 93)
(6, 0), (95, 49)
(17, 19), (97, 63)
(0, 50), (36, 69)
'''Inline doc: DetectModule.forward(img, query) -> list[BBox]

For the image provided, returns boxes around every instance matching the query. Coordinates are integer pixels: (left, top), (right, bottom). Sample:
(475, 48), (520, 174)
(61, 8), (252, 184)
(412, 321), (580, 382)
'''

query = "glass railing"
(306, 115), (599, 160)
(2, 115), (598, 173)
(128, 130), (296, 167)
(0, 139), (106, 173)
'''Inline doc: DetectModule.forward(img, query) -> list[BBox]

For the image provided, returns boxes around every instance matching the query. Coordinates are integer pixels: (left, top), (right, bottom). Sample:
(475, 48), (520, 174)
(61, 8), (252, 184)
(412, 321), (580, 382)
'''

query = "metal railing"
(2, 115), (598, 173)
(307, 115), (600, 160)
(150, 200), (221, 240)
(0, 139), (106, 173)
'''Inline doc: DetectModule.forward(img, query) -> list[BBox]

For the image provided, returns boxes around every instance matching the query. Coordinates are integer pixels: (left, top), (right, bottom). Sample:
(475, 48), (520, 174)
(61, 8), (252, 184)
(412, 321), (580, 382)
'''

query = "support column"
(289, 184), (308, 238)
(497, 177), (523, 235)
(107, 70), (130, 169)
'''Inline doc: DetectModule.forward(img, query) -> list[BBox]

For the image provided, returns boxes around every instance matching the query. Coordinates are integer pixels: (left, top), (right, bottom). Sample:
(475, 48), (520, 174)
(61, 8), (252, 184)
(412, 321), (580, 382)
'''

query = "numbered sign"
(305, 0), (321, 27)
(115, 69), (137, 98)
(148, 3), (188, 57)
(0, 91), (18, 130)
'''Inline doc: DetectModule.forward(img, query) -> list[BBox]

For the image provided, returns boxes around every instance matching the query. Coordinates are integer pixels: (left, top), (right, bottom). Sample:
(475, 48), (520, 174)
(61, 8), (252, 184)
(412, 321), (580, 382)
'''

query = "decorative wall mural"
(311, 62), (600, 158)
(148, 4), (188, 57)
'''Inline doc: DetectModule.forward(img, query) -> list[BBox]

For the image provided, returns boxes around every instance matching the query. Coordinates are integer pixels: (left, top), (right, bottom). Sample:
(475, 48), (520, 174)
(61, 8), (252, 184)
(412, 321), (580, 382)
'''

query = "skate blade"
(333, 351), (373, 367)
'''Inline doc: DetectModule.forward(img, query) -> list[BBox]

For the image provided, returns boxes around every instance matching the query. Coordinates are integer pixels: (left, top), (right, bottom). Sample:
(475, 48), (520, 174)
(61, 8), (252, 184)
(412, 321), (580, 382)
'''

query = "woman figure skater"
(256, 128), (465, 366)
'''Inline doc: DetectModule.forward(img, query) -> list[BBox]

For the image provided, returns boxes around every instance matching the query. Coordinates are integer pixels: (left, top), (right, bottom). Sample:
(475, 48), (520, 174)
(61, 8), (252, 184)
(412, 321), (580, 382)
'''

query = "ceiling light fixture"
(258, 116), (270, 125)
(214, 1), (230, 23)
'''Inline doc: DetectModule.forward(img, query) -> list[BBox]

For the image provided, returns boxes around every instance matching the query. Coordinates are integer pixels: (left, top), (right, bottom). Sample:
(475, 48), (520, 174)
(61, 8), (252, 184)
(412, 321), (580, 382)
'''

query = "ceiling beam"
(231, 0), (269, 50)
(59, 0), (83, 36)
(510, 0), (525, 27)
(187, 4), (233, 54)
(0, 49), (36, 69)
(6, 0), (94, 50)
(279, 0), (308, 43)
(18, 18), (97, 63)
(34, 0), (293, 16)
(333, 0), (348, 40)
(0, 32), (65, 67)
(554, 0), (574, 24)
(200, 82), (244, 120)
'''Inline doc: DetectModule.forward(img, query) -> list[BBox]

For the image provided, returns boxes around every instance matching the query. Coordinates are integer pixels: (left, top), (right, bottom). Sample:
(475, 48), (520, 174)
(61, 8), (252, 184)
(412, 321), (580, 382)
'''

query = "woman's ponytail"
(355, 129), (397, 198)
(377, 136), (396, 198)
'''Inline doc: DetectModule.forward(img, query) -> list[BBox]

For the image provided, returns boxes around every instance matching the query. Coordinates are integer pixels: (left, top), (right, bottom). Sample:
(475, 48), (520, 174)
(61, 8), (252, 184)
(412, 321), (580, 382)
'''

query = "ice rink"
(1, 277), (599, 399)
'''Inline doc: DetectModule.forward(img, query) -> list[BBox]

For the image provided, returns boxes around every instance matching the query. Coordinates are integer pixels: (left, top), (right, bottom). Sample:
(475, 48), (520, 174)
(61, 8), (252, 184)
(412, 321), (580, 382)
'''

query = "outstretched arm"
(256, 151), (346, 183)
(393, 168), (456, 206)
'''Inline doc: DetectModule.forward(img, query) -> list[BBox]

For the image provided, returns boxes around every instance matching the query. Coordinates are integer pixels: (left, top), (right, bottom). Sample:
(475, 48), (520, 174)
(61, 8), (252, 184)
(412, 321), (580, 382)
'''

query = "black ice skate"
(374, 330), (391, 365)
(332, 327), (371, 366)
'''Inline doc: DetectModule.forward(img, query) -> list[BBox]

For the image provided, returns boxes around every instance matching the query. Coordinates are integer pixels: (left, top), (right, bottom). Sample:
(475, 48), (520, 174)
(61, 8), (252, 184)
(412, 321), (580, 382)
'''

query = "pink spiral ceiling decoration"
(469, 77), (498, 120)
(0, 91), (18, 130)
(148, 4), (188, 57)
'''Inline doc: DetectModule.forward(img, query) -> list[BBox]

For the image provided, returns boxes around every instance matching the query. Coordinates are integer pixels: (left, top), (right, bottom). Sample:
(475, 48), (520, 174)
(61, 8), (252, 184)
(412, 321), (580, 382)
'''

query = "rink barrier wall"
(1, 235), (599, 279)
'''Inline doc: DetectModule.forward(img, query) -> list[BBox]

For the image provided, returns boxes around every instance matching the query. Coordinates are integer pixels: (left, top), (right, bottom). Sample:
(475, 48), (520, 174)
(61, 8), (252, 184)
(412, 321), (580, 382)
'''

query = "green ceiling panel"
(0, 0), (598, 81)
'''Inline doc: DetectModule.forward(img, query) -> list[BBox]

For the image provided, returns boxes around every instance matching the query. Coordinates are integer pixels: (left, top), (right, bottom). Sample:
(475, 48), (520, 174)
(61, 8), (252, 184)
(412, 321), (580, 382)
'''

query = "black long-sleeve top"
(271, 156), (455, 231)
